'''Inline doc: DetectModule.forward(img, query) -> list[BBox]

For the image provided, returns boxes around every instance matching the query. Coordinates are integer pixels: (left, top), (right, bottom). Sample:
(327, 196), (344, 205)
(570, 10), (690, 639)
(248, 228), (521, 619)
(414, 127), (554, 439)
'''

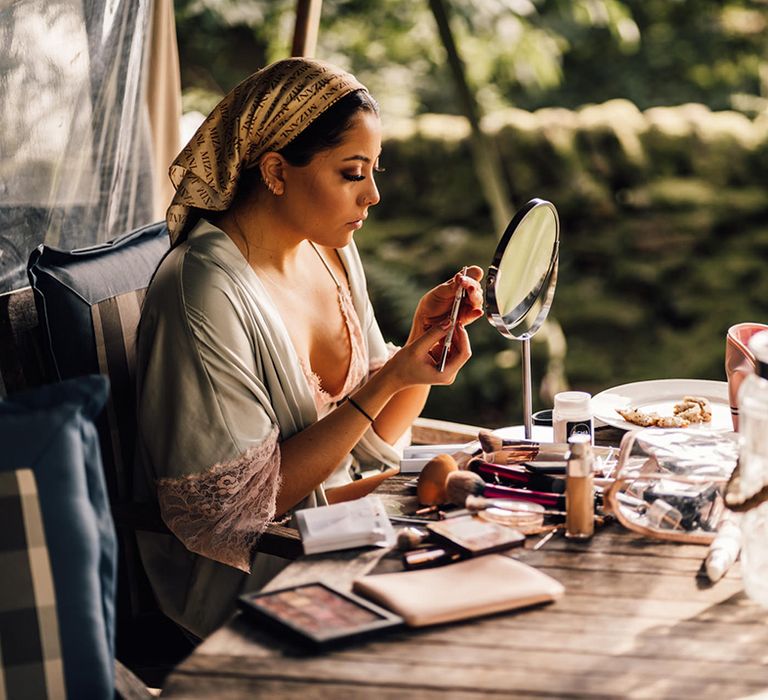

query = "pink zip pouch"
(725, 323), (768, 431)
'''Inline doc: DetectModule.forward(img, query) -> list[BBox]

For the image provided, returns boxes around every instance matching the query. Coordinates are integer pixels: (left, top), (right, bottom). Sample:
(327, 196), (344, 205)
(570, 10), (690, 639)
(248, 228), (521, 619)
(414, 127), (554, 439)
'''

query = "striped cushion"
(91, 288), (147, 503)
(90, 290), (161, 623)
(27, 220), (169, 507)
(0, 288), (48, 399)
(27, 223), (169, 630)
(0, 469), (66, 700)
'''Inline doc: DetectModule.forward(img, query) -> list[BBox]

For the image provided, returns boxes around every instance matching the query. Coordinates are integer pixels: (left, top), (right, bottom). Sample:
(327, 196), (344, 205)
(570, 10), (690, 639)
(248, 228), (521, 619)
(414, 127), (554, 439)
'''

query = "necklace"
(229, 210), (340, 293)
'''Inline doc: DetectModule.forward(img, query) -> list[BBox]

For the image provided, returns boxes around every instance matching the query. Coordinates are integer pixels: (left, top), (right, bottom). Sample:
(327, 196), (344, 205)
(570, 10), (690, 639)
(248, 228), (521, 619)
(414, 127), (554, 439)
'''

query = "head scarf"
(166, 58), (368, 245)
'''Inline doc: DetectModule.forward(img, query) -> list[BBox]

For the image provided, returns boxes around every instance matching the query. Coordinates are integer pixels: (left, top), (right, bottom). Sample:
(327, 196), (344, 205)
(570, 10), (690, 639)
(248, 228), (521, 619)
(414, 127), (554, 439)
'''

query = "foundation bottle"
(565, 434), (594, 540)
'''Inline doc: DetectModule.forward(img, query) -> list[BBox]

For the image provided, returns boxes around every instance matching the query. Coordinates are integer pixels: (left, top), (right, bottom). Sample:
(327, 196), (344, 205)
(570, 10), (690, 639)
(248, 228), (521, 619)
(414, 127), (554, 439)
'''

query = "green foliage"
(174, 0), (291, 96)
(175, 1), (768, 120)
(359, 102), (768, 426)
(173, 1), (768, 426)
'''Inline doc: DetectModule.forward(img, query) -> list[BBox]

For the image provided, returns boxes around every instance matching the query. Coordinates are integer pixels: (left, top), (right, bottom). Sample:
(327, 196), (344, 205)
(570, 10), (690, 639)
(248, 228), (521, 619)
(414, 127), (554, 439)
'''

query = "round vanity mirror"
(485, 198), (560, 437)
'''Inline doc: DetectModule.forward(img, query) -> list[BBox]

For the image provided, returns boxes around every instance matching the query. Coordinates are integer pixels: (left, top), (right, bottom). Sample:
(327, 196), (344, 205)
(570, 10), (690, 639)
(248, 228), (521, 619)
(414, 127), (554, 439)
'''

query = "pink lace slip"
(156, 426), (281, 572)
(299, 282), (368, 411)
(298, 243), (369, 412)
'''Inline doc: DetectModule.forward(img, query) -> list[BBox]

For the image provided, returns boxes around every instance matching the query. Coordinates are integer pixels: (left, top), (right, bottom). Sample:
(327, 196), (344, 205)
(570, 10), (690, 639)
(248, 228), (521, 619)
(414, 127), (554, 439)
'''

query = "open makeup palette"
(238, 582), (403, 649)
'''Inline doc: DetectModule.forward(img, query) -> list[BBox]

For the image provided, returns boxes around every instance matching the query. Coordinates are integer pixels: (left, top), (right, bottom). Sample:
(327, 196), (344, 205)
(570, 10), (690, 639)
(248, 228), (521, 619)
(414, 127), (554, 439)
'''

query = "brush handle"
(469, 459), (565, 494)
(495, 440), (616, 459)
(480, 483), (565, 509)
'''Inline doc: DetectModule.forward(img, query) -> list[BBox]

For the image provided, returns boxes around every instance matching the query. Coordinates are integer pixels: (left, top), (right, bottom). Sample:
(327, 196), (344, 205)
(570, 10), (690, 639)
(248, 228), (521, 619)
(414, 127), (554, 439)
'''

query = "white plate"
(591, 379), (732, 432)
(495, 425), (554, 442)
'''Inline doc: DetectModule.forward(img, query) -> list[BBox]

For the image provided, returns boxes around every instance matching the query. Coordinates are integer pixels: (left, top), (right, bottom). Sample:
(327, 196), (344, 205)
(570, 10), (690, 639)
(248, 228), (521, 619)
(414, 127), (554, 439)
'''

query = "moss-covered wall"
(356, 100), (768, 427)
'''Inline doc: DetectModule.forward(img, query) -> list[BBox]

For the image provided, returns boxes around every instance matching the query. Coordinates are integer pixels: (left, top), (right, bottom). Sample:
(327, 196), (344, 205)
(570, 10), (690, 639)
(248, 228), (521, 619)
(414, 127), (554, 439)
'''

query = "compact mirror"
(485, 198), (560, 438)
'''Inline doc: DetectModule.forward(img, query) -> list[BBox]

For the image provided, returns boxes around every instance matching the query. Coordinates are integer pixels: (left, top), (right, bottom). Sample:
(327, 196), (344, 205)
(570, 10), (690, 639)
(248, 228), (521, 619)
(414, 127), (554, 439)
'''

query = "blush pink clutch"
(726, 323), (768, 431)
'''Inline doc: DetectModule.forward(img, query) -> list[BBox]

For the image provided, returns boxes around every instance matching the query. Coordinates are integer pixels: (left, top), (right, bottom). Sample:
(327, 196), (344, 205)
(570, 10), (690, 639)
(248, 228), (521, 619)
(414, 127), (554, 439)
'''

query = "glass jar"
(553, 391), (593, 444)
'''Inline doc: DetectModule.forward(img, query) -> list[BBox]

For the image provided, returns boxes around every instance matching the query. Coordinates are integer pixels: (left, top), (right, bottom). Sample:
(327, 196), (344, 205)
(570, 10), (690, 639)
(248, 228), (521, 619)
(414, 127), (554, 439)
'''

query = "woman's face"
(279, 110), (383, 248)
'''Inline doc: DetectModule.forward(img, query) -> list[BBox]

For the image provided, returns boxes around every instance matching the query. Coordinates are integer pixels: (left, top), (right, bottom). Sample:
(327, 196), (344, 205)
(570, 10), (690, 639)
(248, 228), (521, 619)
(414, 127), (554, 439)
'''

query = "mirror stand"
(521, 337), (533, 439)
(484, 198), (560, 440)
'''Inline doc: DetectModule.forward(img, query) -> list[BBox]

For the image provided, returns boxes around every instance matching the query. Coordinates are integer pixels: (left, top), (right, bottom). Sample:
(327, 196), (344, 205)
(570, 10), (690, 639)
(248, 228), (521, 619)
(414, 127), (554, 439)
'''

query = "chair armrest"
(259, 523), (303, 560)
(411, 416), (482, 445)
(112, 503), (303, 560)
(114, 659), (155, 700)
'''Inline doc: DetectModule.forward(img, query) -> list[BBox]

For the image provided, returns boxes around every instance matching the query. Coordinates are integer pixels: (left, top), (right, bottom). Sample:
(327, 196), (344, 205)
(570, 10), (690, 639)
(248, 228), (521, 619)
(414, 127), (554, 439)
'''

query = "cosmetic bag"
(603, 428), (739, 544)
(725, 322), (768, 431)
(352, 554), (564, 627)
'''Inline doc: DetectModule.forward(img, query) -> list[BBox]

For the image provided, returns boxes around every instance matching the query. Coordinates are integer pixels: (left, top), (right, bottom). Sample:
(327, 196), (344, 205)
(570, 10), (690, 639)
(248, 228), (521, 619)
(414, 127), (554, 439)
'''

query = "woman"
(134, 57), (483, 637)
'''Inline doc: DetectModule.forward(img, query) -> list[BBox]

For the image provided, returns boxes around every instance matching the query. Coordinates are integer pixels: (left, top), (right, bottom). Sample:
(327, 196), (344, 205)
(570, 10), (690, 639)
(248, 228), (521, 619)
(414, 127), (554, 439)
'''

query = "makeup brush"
(468, 458), (565, 494)
(478, 430), (617, 460)
(481, 450), (566, 468)
(445, 470), (566, 509)
(438, 266), (467, 373)
(464, 495), (564, 516)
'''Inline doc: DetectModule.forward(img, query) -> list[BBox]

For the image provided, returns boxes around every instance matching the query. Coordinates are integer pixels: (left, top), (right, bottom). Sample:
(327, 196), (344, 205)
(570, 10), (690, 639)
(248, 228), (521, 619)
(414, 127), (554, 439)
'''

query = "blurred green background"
(175, 0), (768, 427)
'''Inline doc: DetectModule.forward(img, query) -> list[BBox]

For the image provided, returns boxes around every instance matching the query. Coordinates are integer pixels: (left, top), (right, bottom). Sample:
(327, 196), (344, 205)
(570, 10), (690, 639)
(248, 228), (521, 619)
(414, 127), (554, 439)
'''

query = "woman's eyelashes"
(341, 164), (385, 182)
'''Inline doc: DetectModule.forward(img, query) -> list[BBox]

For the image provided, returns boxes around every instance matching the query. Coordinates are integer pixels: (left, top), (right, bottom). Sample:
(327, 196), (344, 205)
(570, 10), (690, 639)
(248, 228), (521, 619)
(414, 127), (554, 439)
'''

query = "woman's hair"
(277, 89), (379, 167)
(233, 88), (379, 202)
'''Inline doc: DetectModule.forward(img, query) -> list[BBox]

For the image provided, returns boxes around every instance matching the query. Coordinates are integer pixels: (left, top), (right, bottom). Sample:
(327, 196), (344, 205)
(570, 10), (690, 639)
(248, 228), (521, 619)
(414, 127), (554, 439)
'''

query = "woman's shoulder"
(147, 220), (252, 314)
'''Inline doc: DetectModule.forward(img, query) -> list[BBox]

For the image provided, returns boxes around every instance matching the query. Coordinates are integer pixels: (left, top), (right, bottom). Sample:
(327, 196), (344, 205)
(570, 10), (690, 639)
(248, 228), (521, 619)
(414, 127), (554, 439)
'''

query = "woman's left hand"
(410, 265), (484, 340)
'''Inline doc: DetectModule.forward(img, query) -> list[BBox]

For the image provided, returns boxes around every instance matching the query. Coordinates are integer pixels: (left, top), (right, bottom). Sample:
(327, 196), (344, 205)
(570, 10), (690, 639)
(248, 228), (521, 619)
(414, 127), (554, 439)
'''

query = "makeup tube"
(565, 435), (594, 540)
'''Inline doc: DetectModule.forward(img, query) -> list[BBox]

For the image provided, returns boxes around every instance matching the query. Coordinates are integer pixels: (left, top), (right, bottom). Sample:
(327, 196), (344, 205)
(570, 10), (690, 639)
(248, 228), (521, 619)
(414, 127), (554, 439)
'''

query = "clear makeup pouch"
(603, 428), (738, 544)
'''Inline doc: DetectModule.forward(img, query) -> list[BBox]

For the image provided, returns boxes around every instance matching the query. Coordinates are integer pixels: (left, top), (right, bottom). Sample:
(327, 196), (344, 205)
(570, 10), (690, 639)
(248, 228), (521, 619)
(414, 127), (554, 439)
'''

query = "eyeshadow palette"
(238, 582), (403, 649)
(427, 516), (526, 556)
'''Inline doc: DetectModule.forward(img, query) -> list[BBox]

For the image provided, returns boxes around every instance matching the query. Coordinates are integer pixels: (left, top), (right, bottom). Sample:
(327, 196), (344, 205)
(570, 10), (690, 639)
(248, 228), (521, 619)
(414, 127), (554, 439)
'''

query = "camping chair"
(23, 222), (193, 681)
(24, 221), (304, 678)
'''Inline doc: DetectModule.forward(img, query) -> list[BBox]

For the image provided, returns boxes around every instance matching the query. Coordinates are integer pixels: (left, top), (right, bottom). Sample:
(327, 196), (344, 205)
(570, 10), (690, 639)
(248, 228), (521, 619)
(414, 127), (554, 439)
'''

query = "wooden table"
(161, 461), (768, 699)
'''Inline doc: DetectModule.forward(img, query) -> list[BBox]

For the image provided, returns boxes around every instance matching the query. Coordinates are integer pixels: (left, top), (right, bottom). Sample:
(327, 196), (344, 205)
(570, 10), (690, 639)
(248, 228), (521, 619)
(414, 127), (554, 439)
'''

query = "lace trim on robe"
(299, 283), (368, 411)
(156, 425), (281, 572)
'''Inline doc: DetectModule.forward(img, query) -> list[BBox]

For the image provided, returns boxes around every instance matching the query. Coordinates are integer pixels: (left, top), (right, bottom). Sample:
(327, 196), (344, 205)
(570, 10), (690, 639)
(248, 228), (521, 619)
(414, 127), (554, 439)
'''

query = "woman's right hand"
(383, 322), (472, 390)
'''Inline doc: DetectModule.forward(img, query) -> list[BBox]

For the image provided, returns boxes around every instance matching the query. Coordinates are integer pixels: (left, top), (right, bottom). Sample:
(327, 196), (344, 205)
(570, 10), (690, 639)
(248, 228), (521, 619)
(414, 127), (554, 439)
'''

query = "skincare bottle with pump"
(566, 434), (594, 540)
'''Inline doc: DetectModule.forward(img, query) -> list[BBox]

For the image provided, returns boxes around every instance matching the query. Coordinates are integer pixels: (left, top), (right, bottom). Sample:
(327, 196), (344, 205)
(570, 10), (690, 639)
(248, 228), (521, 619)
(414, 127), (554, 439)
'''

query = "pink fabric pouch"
(726, 323), (768, 431)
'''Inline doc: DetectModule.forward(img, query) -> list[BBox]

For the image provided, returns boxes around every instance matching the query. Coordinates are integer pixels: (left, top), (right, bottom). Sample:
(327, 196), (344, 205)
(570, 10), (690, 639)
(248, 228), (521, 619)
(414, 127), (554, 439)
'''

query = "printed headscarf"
(166, 58), (368, 245)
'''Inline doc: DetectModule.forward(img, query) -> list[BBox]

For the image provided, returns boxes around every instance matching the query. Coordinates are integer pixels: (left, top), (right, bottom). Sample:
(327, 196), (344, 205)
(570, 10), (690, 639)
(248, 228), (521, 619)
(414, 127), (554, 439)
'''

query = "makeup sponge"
(416, 454), (458, 505)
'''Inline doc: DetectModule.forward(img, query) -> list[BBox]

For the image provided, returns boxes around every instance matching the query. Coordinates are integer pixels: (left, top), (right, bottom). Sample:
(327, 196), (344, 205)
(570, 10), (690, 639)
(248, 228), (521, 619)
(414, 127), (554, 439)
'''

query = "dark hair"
(278, 89), (379, 166)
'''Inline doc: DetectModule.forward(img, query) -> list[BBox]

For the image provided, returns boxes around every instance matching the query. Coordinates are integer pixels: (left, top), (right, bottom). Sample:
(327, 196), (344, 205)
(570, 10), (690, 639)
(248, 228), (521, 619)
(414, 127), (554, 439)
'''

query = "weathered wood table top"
(161, 432), (768, 700)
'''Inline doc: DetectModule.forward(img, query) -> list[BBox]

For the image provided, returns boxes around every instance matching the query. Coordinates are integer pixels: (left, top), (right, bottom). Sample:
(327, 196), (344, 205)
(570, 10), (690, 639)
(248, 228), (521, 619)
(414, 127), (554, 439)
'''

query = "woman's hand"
(384, 322), (472, 389)
(410, 265), (484, 342)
